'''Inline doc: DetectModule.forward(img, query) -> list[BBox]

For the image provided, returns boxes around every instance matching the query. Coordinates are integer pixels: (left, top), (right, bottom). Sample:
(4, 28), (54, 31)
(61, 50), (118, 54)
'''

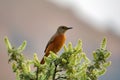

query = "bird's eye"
(62, 27), (65, 29)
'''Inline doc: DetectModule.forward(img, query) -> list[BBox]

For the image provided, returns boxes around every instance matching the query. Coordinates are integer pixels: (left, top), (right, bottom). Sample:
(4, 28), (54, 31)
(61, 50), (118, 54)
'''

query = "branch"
(4, 37), (111, 80)
(53, 64), (57, 80)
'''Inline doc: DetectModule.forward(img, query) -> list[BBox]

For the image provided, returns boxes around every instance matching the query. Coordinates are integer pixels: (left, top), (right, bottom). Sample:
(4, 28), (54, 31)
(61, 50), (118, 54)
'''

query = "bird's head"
(57, 26), (72, 34)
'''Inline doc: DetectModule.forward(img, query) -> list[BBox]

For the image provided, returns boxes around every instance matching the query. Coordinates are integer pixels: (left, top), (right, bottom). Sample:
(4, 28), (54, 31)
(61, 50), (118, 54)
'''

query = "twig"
(53, 64), (57, 80)
(36, 67), (39, 80)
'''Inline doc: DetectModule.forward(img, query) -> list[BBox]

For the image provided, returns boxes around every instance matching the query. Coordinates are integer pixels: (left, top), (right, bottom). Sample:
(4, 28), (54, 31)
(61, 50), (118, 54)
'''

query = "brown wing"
(44, 34), (56, 53)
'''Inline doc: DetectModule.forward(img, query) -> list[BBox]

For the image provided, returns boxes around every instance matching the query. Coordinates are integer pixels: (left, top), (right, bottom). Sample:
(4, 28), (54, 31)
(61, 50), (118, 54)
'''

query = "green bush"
(4, 37), (111, 80)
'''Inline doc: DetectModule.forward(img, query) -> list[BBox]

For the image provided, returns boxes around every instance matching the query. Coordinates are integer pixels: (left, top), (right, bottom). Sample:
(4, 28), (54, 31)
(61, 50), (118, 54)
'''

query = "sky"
(49, 0), (120, 36)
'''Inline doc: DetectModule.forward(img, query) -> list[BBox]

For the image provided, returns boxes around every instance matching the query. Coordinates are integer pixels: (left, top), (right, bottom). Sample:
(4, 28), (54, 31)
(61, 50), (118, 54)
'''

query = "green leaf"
(33, 53), (40, 67)
(61, 58), (67, 63)
(93, 51), (98, 60)
(49, 51), (58, 59)
(63, 45), (68, 52)
(104, 51), (111, 58)
(17, 41), (27, 53)
(75, 40), (82, 51)
(12, 62), (17, 72)
(82, 53), (90, 63)
(68, 42), (73, 52)
(4, 36), (12, 53)
(22, 63), (28, 74)
(97, 68), (106, 76)
(103, 61), (111, 67)
(100, 37), (107, 50)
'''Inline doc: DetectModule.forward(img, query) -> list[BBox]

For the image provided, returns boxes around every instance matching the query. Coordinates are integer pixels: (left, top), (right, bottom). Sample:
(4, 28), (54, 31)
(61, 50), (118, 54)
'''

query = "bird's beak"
(67, 27), (72, 30)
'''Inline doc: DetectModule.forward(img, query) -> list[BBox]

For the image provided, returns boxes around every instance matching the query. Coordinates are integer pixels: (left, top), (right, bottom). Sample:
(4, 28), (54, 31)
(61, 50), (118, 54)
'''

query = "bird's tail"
(40, 52), (50, 64)
(40, 57), (45, 64)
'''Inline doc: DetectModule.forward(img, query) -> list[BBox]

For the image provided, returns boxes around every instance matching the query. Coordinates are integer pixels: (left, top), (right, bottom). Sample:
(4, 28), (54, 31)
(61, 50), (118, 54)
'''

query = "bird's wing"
(44, 34), (56, 53)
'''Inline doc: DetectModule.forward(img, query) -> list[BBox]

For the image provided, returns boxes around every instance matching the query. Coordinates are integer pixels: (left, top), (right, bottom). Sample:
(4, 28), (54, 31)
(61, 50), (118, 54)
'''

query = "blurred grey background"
(0, 0), (120, 80)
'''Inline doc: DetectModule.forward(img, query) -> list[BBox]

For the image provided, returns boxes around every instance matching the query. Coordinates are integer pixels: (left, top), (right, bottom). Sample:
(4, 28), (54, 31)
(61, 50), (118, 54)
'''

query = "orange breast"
(53, 34), (66, 52)
(45, 34), (66, 56)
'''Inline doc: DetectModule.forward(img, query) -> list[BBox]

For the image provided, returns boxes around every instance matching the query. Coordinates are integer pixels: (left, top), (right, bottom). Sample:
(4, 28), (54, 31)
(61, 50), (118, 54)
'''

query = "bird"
(40, 26), (72, 64)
